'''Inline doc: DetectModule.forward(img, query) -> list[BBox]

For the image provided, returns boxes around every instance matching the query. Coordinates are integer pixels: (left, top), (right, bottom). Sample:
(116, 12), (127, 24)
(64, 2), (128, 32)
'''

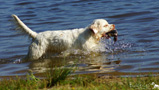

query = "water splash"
(13, 58), (23, 64)
(102, 38), (133, 53)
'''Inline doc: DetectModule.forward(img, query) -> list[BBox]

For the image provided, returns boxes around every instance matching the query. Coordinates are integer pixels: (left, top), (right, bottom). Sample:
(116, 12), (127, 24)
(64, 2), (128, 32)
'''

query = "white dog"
(12, 14), (117, 60)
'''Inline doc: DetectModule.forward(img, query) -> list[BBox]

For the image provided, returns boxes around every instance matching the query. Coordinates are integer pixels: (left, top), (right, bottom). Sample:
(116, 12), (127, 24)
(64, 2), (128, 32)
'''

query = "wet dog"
(12, 14), (117, 60)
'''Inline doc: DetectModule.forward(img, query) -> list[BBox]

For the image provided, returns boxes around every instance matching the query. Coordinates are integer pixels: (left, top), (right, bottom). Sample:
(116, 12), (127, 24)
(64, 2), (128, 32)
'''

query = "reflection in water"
(29, 48), (121, 74)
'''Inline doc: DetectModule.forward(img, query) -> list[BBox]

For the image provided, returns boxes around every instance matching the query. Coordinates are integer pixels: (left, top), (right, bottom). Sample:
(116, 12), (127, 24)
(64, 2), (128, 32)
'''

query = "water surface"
(0, 0), (159, 77)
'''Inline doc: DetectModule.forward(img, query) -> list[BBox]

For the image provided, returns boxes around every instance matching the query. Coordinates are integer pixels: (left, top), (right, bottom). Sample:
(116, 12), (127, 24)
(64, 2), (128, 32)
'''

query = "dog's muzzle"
(105, 29), (118, 42)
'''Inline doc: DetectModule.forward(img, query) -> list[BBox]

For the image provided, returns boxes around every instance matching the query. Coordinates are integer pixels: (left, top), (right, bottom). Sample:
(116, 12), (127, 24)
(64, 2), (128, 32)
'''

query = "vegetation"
(0, 66), (159, 90)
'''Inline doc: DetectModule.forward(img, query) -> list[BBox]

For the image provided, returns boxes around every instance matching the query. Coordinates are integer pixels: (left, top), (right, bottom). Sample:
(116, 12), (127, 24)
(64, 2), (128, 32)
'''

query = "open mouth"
(105, 29), (118, 42)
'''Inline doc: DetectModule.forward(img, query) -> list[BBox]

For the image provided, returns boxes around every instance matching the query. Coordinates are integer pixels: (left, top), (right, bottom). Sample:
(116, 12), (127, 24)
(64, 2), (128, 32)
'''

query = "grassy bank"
(0, 67), (159, 90)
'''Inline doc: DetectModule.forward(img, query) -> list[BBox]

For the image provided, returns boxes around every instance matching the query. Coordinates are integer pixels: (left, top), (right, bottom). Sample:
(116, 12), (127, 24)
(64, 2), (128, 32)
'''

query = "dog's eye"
(104, 25), (108, 27)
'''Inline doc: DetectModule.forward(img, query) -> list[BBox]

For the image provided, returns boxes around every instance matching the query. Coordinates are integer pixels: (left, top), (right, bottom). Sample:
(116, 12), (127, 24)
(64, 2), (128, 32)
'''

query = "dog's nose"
(112, 24), (115, 30)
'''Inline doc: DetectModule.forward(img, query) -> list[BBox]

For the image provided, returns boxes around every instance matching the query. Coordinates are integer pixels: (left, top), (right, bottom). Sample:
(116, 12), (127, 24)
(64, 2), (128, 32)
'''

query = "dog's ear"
(89, 24), (99, 34)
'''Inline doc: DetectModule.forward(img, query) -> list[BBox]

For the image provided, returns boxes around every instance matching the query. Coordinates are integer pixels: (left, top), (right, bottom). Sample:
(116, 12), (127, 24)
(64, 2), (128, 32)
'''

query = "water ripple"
(108, 11), (152, 18)
(0, 0), (159, 76)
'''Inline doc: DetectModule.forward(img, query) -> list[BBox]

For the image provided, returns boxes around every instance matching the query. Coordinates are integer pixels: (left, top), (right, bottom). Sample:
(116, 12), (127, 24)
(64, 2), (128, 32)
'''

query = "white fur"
(12, 14), (115, 60)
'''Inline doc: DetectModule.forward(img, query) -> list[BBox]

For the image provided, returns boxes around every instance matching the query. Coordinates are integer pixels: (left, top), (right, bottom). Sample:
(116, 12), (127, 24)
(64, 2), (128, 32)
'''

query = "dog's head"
(89, 19), (117, 42)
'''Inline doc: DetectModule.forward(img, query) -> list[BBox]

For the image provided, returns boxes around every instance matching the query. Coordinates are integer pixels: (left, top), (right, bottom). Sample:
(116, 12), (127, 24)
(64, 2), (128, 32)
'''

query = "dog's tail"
(12, 14), (37, 39)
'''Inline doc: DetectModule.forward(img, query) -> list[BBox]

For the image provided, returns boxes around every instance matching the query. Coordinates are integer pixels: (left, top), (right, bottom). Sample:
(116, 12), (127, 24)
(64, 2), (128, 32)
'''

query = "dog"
(12, 14), (117, 60)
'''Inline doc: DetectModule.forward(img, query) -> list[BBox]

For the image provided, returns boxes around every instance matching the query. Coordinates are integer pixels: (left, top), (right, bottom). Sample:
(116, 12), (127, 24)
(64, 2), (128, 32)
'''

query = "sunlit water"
(0, 0), (159, 77)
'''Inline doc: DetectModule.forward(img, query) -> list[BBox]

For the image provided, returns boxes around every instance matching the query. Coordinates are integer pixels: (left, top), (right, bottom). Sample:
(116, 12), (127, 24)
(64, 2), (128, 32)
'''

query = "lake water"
(0, 0), (159, 77)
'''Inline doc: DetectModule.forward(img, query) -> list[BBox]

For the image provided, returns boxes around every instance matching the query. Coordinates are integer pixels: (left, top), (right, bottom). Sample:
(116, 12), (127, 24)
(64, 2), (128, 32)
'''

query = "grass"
(0, 66), (159, 90)
(53, 74), (159, 90)
(0, 66), (73, 90)
(46, 67), (72, 87)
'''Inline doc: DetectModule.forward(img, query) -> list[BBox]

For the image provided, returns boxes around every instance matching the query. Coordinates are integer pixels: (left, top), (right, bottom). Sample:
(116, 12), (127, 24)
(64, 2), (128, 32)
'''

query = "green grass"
(46, 67), (72, 87)
(0, 67), (159, 90)
(0, 66), (73, 90)
(52, 74), (159, 90)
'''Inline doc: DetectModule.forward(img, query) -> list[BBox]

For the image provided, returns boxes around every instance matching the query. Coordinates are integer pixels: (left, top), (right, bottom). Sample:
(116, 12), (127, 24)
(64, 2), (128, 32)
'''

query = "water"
(0, 0), (159, 77)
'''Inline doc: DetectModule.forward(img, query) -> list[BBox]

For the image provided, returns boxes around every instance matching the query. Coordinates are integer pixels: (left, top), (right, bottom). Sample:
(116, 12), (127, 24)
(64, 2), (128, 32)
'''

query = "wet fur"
(12, 14), (115, 60)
